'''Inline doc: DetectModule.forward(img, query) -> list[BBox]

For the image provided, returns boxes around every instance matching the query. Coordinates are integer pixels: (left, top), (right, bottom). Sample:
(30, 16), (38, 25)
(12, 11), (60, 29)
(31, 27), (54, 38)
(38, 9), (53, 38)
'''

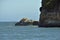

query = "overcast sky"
(0, 0), (42, 22)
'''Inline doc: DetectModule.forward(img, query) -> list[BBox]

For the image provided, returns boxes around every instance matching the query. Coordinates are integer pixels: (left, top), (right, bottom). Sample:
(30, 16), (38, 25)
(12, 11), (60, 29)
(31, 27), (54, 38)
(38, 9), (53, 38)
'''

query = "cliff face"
(39, 0), (60, 27)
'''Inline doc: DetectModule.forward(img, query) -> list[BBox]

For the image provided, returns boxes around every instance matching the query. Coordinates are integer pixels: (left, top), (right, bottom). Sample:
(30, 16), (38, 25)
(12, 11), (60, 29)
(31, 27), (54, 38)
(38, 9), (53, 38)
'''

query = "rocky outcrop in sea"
(15, 18), (38, 26)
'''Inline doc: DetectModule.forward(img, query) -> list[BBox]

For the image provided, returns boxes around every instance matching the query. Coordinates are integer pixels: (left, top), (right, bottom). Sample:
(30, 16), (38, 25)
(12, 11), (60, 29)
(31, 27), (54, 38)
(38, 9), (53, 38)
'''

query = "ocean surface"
(0, 22), (60, 40)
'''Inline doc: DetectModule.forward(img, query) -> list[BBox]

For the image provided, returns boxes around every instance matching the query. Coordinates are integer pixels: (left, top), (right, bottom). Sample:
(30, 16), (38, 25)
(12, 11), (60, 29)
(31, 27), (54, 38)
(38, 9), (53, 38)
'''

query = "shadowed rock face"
(39, 0), (60, 27)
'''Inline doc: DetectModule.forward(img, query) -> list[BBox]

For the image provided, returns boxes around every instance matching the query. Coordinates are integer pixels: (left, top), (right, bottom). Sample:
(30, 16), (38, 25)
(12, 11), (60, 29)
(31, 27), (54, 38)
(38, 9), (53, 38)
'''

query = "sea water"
(0, 22), (60, 40)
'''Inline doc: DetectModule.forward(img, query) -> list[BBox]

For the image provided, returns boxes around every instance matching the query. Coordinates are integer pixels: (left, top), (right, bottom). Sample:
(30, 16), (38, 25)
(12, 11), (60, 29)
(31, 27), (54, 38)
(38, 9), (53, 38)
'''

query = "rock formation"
(15, 18), (38, 26)
(33, 21), (39, 25)
(15, 18), (33, 26)
(39, 0), (60, 27)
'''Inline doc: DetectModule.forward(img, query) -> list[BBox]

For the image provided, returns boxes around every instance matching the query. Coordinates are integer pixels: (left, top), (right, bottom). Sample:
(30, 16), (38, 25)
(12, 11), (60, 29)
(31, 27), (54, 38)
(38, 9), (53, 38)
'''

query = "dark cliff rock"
(39, 0), (60, 27)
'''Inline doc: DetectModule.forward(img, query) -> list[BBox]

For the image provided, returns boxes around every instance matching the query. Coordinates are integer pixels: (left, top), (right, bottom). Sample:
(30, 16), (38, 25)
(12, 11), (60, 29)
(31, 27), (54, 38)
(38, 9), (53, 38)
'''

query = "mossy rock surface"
(43, 0), (58, 9)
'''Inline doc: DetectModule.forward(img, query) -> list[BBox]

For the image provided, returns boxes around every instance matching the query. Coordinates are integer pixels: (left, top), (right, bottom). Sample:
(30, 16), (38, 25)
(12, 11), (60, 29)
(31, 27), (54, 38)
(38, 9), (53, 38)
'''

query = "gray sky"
(0, 0), (41, 22)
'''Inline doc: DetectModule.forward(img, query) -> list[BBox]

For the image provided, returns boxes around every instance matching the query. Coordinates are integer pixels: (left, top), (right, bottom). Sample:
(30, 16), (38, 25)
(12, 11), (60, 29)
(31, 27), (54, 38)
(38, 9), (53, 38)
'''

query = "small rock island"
(15, 18), (38, 26)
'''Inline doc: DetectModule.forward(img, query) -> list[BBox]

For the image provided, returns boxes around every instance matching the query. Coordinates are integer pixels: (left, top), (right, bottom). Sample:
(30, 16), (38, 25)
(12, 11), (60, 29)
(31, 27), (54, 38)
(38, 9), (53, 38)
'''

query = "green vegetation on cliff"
(43, 0), (58, 9)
